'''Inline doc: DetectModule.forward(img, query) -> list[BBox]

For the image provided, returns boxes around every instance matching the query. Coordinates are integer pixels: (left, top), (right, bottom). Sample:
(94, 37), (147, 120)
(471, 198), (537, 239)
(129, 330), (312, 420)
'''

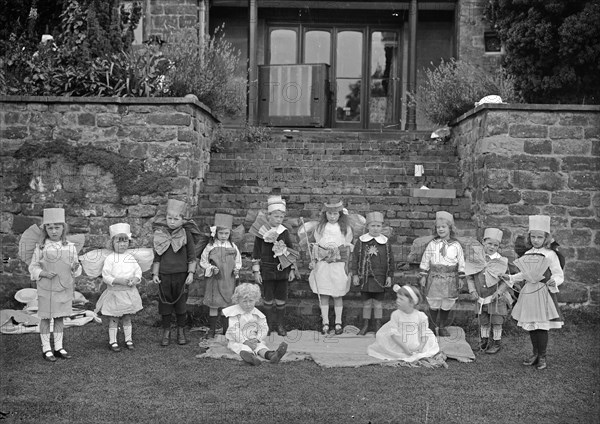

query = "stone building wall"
(0, 96), (217, 297)
(453, 104), (600, 305)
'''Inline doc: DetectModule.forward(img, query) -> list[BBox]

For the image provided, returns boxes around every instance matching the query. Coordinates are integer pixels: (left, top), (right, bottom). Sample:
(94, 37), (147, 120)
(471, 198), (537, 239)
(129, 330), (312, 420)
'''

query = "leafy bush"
(485, 0), (600, 104)
(412, 59), (521, 125)
(161, 25), (245, 118)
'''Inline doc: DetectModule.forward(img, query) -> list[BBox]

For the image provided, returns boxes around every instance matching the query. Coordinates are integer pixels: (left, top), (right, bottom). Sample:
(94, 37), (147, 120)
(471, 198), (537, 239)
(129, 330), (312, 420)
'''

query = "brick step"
(204, 173), (461, 184)
(186, 295), (478, 326)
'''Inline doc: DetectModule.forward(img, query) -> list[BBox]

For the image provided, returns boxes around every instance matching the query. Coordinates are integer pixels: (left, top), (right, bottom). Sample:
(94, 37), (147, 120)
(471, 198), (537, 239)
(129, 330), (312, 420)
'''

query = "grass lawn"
(1, 308), (599, 424)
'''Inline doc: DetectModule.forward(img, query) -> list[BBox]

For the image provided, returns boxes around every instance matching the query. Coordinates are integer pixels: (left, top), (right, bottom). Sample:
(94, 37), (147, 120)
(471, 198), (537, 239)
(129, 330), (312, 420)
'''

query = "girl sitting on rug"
(223, 283), (288, 366)
(367, 285), (439, 362)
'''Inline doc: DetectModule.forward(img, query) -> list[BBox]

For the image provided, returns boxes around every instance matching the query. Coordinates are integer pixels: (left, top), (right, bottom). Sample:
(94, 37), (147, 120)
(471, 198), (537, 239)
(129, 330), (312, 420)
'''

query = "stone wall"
(0, 96), (217, 298)
(453, 104), (600, 305)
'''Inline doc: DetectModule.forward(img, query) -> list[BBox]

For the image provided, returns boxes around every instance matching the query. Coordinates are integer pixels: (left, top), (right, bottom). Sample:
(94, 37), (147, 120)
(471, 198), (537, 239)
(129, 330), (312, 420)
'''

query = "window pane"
(304, 30), (330, 64)
(336, 31), (362, 78)
(270, 29), (297, 64)
(336, 79), (361, 121)
(370, 31), (398, 125)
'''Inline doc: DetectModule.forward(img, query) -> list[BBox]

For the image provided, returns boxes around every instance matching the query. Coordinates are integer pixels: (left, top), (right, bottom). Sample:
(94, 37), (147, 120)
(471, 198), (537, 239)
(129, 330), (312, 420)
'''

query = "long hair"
(526, 231), (552, 249)
(316, 211), (350, 236)
(432, 218), (458, 240)
(39, 223), (69, 248)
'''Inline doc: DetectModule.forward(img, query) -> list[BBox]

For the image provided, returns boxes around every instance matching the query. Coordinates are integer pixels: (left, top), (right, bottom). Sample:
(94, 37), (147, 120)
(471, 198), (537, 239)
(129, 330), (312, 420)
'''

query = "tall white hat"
(267, 195), (286, 213)
(483, 228), (503, 242)
(166, 199), (187, 217)
(109, 223), (132, 239)
(42, 208), (65, 225)
(529, 215), (550, 233)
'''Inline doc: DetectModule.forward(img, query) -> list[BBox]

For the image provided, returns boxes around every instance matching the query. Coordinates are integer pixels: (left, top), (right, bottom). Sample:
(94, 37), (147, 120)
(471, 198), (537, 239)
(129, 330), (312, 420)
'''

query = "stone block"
(483, 189), (521, 204)
(551, 191), (591, 207)
(97, 114), (121, 127)
(521, 191), (550, 205)
(78, 113), (96, 126)
(584, 126), (600, 140)
(549, 126), (584, 140)
(541, 205), (567, 216)
(485, 169), (512, 189)
(513, 170), (566, 191)
(484, 154), (560, 172)
(484, 113), (509, 136)
(508, 204), (540, 215)
(568, 208), (595, 218)
(410, 188), (456, 198)
(554, 229), (593, 246)
(567, 261), (600, 286)
(478, 136), (523, 155)
(561, 156), (598, 171)
(571, 218), (600, 230)
(524, 139), (551, 155)
(558, 113), (589, 126)
(509, 124), (547, 138)
(128, 205), (158, 218)
(577, 247), (600, 261)
(528, 112), (558, 126)
(102, 205), (128, 218)
(1, 126), (28, 139)
(568, 172), (600, 190)
(556, 281), (589, 304)
(146, 113), (191, 126)
(553, 140), (591, 156)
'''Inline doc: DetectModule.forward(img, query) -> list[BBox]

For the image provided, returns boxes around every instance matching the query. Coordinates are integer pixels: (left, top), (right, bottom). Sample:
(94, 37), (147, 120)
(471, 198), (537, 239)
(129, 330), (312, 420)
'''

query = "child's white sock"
(481, 325), (490, 339)
(109, 327), (118, 344)
(333, 297), (343, 324)
(320, 305), (330, 325)
(493, 326), (502, 340)
(53, 331), (64, 351)
(123, 325), (133, 343)
(40, 332), (52, 353)
(373, 300), (383, 319)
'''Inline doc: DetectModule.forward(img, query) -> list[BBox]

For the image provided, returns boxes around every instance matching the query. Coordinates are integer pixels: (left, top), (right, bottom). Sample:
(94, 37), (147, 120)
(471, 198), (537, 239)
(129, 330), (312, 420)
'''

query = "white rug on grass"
(195, 326), (473, 368)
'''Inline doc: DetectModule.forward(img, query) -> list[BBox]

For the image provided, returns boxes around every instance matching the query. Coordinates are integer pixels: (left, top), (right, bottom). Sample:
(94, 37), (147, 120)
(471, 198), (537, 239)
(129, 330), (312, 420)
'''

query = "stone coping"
(451, 103), (600, 126)
(0, 95), (219, 123)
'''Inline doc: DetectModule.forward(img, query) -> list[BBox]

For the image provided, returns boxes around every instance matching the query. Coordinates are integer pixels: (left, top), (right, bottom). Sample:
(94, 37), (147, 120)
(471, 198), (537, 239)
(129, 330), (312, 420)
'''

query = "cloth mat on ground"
(0, 309), (101, 334)
(195, 326), (474, 368)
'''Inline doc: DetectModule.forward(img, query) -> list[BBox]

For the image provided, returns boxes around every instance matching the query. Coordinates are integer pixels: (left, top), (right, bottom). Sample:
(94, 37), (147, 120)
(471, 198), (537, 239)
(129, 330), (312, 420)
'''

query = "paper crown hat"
(435, 211), (454, 224)
(109, 223), (132, 239)
(366, 211), (384, 225)
(529, 215), (550, 233)
(323, 198), (344, 212)
(483, 228), (503, 242)
(42, 208), (65, 225)
(267, 195), (286, 213)
(214, 213), (233, 229)
(166, 199), (187, 216)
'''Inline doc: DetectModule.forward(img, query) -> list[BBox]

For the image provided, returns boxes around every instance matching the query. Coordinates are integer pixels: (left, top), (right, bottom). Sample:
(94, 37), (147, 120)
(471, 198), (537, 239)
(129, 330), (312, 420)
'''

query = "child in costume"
(419, 211), (465, 337)
(251, 195), (296, 337)
(152, 199), (198, 346)
(466, 228), (509, 354)
(350, 211), (393, 335)
(367, 284), (439, 362)
(200, 213), (242, 338)
(28, 208), (82, 362)
(504, 215), (564, 370)
(223, 283), (288, 366)
(309, 199), (353, 335)
(96, 223), (143, 352)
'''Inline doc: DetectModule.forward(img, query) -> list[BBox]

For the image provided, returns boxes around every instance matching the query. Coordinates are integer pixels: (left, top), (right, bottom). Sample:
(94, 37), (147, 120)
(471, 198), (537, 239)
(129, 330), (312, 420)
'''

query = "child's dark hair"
(209, 226), (232, 245)
(317, 211), (350, 236)
(106, 235), (133, 250)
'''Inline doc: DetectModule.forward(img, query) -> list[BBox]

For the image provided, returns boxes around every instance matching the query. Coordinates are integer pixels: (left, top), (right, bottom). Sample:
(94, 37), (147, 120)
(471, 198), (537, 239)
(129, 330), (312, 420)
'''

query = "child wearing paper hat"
(97, 223), (143, 352)
(350, 211), (394, 335)
(200, 213), (242, 338)
(152, 198), (199, 346)
(505, 215), (564, 370)
(251, 195), (296, 337)
(28, 208), (82, 362)
(418, 210), (466, 337)
(309, 198), (353, 335)
(466, 227), (509, 354)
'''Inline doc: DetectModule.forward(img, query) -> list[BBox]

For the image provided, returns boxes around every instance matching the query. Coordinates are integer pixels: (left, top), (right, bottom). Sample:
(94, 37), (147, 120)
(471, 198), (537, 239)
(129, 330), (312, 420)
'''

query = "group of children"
(27, 197), (564, 369)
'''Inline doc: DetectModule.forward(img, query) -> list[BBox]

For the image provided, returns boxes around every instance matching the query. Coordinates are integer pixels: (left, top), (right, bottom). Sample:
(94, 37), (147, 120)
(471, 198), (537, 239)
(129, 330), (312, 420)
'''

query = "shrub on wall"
(412, 59), (521, 125)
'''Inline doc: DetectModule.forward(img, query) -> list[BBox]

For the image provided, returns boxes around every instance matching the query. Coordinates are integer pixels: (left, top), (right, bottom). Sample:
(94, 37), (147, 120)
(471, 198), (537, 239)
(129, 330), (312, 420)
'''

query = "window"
(270, 29), (298, 64)
(484, 31), (502, 53)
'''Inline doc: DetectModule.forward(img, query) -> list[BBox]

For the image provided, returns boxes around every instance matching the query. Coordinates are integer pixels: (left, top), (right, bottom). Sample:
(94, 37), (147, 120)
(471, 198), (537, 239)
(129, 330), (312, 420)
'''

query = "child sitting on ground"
(367, 284), (439, 362)
(222, 283), (288, 366)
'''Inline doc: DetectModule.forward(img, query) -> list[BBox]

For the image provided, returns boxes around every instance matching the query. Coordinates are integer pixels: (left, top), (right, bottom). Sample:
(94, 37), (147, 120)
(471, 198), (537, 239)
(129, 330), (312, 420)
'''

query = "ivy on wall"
(13, 140), (174, 198)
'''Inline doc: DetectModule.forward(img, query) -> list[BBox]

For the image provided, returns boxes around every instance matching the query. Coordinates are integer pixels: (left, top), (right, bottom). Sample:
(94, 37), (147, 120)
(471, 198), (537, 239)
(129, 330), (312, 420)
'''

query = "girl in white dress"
(29, 208), (82, 362)
(96, 223), (143, 352)
(308, 199), (353, 335)
(368, 285), (440, 362)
